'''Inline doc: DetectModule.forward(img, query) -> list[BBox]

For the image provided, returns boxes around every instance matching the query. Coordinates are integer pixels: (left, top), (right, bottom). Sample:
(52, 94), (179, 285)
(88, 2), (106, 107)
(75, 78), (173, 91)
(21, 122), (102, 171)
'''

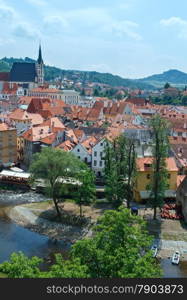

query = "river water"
(0, 191), (187, 277)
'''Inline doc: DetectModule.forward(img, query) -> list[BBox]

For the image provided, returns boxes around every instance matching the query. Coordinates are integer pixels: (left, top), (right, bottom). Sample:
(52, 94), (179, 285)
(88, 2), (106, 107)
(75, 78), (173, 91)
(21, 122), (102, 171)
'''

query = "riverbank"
(5, 205), (94, 245)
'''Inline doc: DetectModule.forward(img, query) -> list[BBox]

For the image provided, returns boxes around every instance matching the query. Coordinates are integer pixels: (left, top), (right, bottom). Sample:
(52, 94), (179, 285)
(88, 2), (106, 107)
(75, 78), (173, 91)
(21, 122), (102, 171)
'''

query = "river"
(0, 191), (187, 277)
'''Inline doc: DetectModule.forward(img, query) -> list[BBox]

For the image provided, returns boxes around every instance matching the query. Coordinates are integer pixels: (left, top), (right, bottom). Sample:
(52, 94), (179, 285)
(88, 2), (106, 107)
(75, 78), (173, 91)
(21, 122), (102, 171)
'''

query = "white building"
(91, 138), (107, 176)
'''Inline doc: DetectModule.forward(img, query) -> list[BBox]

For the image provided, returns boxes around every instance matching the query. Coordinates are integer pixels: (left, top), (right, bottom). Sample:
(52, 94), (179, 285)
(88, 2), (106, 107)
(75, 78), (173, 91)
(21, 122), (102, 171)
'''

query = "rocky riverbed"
(5, 205), (93, 245)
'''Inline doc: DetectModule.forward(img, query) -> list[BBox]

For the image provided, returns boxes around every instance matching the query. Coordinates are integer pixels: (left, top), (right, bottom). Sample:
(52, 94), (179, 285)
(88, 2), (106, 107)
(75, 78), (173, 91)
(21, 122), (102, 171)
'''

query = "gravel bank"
(6, 206), (93, 244)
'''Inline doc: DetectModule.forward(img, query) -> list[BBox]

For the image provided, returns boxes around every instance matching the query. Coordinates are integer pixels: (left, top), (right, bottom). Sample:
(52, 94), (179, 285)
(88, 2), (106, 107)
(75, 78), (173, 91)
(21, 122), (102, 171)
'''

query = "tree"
(148, 115), (170, 219)
(182, 95), (187, 106)
(164, 82), (170, 89)
(104, 139), (124, 207)
(80, 88), (85, 96)
(104, 135), (136, 208)
(0, 252), (88, 278)
(124, 137), (137, 208)
(47, 255), (89, 278)
(71, 208), (162, 278)
(73, 167), (96, 217)
(93, 88), (100, 97)
(30, 148), (84, 219)
(0, 252), (42, 278)
(0, 209), (162, 278)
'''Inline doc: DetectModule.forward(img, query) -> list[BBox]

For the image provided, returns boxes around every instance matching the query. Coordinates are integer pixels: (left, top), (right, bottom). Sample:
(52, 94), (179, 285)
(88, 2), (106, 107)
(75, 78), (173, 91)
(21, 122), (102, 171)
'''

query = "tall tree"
(164, 82), (170, 89)
(104, 135), (136, 208)
(0, 208), (161, 278)
(73, 167), (96, 217)
(71, 208), (162, 278)
(148, 115), (170, 219)
(124, 137), (137, 208)
(104, 139), (124, 208)
(30, 148), (84, 219)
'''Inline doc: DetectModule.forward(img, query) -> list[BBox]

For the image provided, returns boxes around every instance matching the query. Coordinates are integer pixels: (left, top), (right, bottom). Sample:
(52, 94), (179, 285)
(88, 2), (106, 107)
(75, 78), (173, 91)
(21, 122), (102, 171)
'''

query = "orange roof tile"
(0, 123), (9, 131)
(136, 157), (178, 172)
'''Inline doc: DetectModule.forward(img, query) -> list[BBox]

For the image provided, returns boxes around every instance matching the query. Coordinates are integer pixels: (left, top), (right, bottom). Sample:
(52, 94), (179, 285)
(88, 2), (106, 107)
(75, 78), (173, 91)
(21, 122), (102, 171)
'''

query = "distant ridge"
(140, 69), (187, 86)
(0, 57), (154, 89)
(1, 57), (187, 88)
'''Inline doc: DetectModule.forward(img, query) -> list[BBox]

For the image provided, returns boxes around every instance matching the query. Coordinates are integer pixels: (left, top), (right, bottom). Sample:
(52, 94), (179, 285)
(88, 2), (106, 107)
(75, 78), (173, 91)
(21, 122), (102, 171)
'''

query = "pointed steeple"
(37, 44), (43, 64)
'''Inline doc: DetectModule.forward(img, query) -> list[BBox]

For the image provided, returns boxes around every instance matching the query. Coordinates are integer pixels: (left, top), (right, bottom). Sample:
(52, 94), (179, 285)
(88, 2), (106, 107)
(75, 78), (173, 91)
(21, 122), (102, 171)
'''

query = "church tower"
(36, 44), (44, 86)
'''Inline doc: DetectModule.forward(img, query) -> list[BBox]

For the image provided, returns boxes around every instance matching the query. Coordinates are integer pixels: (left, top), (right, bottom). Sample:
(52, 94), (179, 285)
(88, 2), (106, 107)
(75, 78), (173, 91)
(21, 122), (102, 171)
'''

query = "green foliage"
(0, 252), (88, 278)
(164, 82), (170, 89)
(141, 69), (187, 84)
(29, 147), (85, 218)
(46, 255), (89, 278)
(104, 135), (136, 208)
(148, 115), (170, 219)
(0, 57), (154, 89)
(73, 167), (96, 217)
(71, 208), (162, 278)
(0, 209), (162, 278)
(0, 252), (42, 278)
(104, 139), (124, 207)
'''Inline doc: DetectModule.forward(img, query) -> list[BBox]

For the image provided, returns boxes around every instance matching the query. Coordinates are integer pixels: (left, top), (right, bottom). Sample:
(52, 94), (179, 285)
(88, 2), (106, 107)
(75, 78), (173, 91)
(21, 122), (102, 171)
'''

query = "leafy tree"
(30, 148), (83, 219)
(164, 82), (170, 89)
(73, 167), (96, 217)
(46, 255), (89, 278)
(124, 137), (137, 208)
(104, 135), (136, 208)
(0, 252), (88, 278)
(182, 95), (187, 106)
(0, 209), (162, 278)
(71, 208), (162, 278)
(93, 88), (100, 97)
(80, 88), (85, 96)
(104, 139), (124, 207)
(148, 115), (170, 219)
(0, 252), (42, 278)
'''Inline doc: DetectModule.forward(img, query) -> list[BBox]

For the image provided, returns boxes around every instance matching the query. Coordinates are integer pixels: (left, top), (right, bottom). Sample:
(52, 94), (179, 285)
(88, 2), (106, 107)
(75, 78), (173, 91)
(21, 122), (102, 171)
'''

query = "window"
(94, 151), (97, 157)
(100, 152), (103, 157)
(77, 149), (80, 152)
(168, 174), (171, 179)
(100, 161), (102, 167)
(94, 160), (97, 166)
(147, 174), (150, 179)
(100, 143), (103, 146)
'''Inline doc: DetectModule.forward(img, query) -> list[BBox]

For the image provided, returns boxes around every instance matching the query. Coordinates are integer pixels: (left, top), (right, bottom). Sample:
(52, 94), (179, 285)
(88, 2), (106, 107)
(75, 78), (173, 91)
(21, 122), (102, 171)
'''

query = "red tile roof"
(136, 157), (178, 172)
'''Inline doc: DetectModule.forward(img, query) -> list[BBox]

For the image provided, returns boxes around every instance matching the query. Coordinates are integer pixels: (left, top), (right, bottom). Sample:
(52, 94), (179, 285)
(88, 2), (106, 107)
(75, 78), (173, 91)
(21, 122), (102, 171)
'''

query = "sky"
(1, 0), (187, 78)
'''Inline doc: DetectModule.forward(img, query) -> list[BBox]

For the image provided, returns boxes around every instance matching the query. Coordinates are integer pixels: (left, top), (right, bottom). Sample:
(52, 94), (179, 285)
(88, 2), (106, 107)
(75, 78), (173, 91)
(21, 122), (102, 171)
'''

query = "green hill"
(140, 69), (187, 88)
(0, 57), (154, 89)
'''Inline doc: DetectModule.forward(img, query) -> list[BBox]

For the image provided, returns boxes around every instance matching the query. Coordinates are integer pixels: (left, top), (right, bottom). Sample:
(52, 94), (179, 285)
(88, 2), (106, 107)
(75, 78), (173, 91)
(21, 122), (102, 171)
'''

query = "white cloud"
(160, 17), (187, 39)
(0, 0), (42, 40)
(27, 0), (46, 6)
(0, 1), (16, 21)
(13, 22), (41, 39)
(109, 20), (142, 40)
(43, 7), (142, 40)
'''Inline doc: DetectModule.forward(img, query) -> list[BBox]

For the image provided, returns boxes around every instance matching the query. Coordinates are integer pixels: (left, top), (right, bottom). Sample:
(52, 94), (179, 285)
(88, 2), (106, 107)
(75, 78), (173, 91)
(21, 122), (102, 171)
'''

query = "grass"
(0, 272), (8, 278)
(22, 200), (52, 209)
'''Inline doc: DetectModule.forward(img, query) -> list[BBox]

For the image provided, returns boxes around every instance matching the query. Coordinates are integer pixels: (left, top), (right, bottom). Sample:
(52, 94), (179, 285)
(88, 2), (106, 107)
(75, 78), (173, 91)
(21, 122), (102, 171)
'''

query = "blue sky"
(1, 0), (187, 78)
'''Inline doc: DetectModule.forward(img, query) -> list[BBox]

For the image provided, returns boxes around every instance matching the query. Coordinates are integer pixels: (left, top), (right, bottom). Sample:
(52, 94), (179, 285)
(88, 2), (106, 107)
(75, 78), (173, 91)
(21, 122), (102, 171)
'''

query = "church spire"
(37, 44), (43, 64)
